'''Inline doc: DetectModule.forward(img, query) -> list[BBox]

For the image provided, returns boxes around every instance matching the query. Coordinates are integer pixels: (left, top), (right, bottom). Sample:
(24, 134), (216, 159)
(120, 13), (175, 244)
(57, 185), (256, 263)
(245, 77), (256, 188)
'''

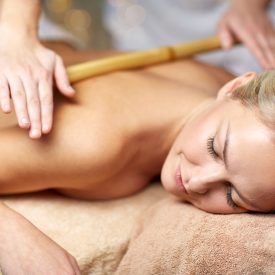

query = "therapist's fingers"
(233, 22), (273, 69)
(239, 11), (275, 69)
(218, 8), (275, 69)
(229, 19), (270, 68)
(220, 11), (270, 68)
(7, 74), (30, 129)
(218, 13), (235, 49)
(54, 55), (75, 97)
(254, 29), (275, 69)
(38, 77), (53, 134)
(22, 76), (42, 139)
(0, 76), (11, 113)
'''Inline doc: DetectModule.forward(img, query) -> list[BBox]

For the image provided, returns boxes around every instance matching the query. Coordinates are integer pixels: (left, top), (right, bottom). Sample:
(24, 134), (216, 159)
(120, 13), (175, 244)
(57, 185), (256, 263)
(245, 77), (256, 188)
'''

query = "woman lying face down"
(4, 46), (275, 273)
(162, 71), (275, 214)
(0, 53), (274, 216)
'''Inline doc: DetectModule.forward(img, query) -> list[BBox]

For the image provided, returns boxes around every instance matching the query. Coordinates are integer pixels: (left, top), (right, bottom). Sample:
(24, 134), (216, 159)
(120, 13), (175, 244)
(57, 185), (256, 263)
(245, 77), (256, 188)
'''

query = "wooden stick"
(67, 36), (224, 83)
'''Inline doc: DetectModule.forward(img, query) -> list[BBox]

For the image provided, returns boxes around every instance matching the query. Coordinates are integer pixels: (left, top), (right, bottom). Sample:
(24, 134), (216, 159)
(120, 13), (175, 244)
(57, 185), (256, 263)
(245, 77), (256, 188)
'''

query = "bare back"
(0, 46), (234, 200)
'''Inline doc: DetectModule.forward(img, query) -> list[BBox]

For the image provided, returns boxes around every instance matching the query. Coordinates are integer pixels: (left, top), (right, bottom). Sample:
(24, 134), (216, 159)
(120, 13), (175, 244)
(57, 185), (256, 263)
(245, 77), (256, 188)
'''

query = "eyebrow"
(222, 122), (230, 168)
(222, 122), (264, 212)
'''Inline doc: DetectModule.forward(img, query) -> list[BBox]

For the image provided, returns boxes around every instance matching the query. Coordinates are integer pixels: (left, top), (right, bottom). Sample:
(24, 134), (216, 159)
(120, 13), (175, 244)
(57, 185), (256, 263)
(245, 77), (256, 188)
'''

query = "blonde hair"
(231, 71), (275, 129)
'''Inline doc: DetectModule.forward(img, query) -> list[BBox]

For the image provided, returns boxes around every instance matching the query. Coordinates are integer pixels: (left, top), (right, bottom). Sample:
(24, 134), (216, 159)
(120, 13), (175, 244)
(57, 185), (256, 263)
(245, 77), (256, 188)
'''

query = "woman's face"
(161, 98), (275, 214)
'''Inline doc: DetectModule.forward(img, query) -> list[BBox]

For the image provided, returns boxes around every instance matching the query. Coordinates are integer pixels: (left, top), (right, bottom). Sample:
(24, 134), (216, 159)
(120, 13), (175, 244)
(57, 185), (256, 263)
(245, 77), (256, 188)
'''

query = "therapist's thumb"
(54, 55), (75, 97)
(218, 20), (234, 50)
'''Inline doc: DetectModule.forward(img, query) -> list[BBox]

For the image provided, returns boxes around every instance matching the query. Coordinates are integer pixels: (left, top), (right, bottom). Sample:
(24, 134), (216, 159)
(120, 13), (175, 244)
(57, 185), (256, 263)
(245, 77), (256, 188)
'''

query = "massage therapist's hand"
(218, 0), (275, 69)
(0, 31), (75, 139)
(0, 203), (81, 275)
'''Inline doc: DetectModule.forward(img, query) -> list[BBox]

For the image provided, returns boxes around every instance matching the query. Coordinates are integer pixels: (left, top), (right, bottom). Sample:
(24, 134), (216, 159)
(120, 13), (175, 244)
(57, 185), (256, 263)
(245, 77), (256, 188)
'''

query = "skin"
(0, 45), (274, 272)
(0, 204), (80, 275)
(0, 0), (75, 139)
(218, 0), (275, 69)
(0, 0), (275, 140)
(161, 73), (275, 214)
(0, 46), (233, 272)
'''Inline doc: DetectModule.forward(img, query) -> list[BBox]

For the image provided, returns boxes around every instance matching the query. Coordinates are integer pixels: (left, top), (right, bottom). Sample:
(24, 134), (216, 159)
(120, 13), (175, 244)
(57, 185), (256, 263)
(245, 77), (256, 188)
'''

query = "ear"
(217, 72), (257, 101)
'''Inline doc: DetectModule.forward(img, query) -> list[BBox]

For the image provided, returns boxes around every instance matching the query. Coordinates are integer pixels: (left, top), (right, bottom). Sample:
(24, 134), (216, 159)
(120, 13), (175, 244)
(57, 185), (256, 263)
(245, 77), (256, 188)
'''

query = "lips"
(175, 166), (187, 193)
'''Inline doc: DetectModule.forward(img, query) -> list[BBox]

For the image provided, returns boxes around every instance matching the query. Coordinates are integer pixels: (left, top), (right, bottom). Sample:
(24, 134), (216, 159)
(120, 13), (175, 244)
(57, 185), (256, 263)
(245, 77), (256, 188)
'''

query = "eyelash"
(226, 184), (238, 209)
(207, 136), (218, 159)
(207, 137), (238, 209)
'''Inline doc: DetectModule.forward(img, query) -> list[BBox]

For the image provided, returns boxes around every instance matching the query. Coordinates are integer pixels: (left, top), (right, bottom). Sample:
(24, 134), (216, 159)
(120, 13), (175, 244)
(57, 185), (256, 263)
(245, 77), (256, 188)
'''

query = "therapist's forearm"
(0, 0), (41, 37)
(232, 0), (271, 10)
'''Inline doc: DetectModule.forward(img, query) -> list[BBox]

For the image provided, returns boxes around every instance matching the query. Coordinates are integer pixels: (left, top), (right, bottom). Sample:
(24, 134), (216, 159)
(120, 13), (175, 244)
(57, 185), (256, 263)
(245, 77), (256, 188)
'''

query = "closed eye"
(226, 183), (238, 209)
(207, 136), (219, 159)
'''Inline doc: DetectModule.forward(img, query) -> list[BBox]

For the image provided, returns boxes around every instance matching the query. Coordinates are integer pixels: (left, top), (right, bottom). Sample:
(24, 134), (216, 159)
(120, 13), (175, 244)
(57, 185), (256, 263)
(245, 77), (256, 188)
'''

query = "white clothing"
(104, 0), (275, 75)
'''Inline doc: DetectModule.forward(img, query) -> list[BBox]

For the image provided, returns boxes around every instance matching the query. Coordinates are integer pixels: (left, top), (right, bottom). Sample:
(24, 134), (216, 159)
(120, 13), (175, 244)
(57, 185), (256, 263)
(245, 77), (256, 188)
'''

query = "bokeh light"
(47, 0), (72, 14)
(123, 4), (146, 27)
(64, 9), (92, 31)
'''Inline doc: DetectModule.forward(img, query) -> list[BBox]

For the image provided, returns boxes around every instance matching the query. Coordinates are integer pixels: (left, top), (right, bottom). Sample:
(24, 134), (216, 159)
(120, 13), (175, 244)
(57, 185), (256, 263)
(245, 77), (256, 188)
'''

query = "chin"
(160, 172), (169, 190)
(161, 180), (172, 196)
(161, 177), (181, 198)
(160, 156), (173, 183)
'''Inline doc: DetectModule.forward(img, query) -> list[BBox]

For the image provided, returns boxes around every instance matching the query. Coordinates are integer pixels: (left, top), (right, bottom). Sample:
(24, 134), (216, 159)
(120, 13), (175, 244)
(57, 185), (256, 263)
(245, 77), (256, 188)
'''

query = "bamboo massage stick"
(67, 36), (229, 83)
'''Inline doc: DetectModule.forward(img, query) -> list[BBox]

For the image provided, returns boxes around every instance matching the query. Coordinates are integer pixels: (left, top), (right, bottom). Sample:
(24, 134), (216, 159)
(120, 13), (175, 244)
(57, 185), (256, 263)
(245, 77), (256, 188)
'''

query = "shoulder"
(54, 90), (138, 176)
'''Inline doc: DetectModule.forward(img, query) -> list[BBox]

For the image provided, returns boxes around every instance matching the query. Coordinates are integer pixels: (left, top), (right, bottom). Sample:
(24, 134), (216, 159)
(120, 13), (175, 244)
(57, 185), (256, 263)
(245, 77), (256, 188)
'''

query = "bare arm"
(0, 0), (41, 35)
(0, 0), (74, 139)
(218, 0), (275, 69)
(0, 202), (80, 274)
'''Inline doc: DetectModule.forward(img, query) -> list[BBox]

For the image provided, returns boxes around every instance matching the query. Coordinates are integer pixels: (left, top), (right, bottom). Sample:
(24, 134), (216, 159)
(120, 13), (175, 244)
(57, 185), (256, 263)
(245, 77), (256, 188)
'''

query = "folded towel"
(116, 197), (275, 274)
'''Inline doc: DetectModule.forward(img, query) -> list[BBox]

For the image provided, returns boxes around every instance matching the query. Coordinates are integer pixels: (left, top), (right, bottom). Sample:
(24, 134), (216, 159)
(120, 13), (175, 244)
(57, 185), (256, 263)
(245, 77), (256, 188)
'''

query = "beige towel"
(116, 197), (275, 275)
(0, 184), (165, 275)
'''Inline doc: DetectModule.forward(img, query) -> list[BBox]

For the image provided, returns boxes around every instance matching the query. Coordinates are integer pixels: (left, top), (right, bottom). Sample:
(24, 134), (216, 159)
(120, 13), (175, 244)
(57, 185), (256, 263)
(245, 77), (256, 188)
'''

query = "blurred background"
(43, 0), (111, 49)
(41, 0), (229, 51)
(41, 0), (270, 75)
(42, 0), (152, 50)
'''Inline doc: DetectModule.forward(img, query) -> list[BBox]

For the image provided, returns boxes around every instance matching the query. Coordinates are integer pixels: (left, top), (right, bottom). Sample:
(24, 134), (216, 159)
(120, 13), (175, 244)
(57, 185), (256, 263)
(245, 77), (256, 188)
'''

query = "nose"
(187, 168), (227, 194)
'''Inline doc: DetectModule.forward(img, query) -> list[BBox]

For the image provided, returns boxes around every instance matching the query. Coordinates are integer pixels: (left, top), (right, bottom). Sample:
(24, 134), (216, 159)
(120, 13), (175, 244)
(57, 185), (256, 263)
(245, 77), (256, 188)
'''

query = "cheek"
(191, 192), (233, 214)
(174, 115), (211, 161)
(189, 187), (246, 214)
